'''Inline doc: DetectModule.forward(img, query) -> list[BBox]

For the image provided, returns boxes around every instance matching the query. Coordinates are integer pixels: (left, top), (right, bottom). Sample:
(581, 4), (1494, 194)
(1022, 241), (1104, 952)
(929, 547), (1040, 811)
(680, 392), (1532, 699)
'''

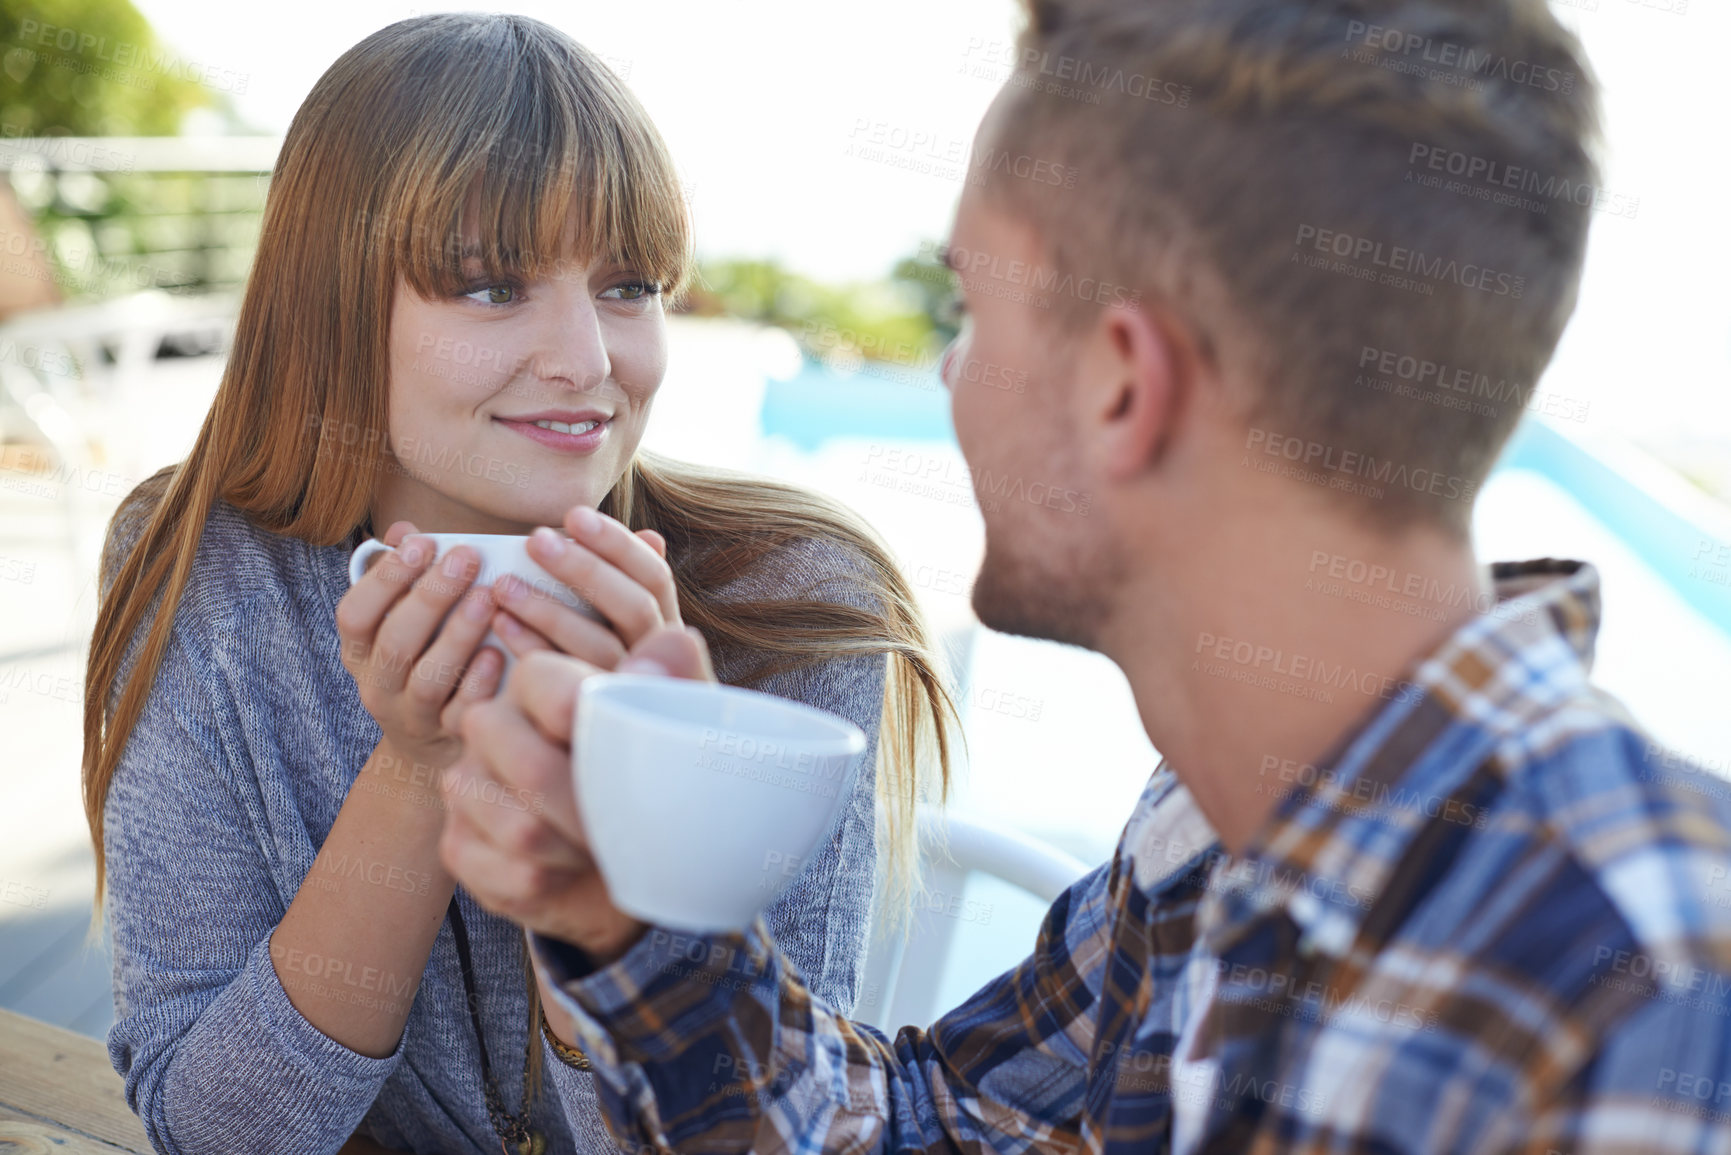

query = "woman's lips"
(494, 416), (610, 453)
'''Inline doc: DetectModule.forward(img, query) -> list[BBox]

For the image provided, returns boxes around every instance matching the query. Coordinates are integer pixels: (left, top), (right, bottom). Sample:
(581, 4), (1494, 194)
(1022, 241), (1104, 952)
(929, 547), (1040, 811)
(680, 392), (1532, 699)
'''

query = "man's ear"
(1084, 302), (1186, 482)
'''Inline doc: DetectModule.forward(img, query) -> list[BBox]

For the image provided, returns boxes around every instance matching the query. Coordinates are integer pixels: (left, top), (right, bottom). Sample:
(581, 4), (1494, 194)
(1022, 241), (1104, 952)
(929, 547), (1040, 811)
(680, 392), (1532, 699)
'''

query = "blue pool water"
(762, 357), (1731, 635)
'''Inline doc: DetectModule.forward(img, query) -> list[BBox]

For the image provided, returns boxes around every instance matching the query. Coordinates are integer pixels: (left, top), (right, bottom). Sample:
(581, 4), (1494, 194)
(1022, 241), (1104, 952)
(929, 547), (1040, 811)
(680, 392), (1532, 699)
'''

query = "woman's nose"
(530, 299), (613, 398)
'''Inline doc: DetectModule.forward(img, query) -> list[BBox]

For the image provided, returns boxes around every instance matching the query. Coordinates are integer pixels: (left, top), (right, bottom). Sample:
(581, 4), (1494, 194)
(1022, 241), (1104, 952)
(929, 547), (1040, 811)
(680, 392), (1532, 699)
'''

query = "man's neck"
(1105, 510), (1486, 857)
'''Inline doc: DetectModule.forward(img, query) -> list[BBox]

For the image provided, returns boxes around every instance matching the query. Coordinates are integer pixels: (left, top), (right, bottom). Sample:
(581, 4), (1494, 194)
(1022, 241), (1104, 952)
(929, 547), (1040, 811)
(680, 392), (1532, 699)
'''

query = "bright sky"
(132, 0), (1730, 444)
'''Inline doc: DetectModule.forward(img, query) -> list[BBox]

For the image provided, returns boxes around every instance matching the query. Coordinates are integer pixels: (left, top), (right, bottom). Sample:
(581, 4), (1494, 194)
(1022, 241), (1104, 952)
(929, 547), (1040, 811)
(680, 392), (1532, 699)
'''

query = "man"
(440, 0), (1731, 1150)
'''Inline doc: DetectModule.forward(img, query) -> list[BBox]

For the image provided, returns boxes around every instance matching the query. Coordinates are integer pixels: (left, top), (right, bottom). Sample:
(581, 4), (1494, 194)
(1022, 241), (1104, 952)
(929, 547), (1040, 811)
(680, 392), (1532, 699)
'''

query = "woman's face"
(373, 244), (669, 535)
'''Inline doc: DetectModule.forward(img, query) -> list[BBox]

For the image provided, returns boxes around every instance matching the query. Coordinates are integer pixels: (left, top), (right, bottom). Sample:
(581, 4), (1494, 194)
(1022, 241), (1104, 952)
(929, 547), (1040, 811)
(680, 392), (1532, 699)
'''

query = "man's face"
(942, 184), (1118, 648)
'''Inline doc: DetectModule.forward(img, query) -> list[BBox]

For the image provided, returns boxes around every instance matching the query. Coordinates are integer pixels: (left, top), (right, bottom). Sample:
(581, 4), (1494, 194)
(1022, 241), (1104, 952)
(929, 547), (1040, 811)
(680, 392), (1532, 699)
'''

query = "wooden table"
(0, 1007), (398, 1153)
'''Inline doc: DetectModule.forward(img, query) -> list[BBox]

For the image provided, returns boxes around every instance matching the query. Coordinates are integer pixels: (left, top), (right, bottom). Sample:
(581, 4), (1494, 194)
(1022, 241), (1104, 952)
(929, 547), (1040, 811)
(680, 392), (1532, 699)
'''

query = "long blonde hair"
(83, 13), (957, 1060)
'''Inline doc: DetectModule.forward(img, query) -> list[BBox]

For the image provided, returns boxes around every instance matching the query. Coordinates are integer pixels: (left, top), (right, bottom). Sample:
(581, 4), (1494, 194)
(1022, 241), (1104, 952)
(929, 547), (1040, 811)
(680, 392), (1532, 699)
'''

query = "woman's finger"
(334, 536), (435, 663)
(370, 545), (483, 697)
(562, 507), (681, 626)
(438, 644), (505, 735)
(524, 527), (674, 648)
(410, 575), (498, 709)
(493, 576), (628, 669)
(381, 520), (421, 548)
(490, 605), (556, 659)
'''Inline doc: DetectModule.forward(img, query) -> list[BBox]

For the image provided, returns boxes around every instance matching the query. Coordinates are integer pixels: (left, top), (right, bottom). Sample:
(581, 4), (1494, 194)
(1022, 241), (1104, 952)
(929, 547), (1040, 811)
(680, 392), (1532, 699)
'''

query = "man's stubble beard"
(968, 413), (1121, 650)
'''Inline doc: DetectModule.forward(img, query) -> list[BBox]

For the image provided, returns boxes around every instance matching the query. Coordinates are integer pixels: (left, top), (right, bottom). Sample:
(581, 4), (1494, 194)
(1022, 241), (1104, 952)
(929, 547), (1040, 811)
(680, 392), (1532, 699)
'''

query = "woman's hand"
(336, 520), (506, 773)
(490, 505), (681, 671)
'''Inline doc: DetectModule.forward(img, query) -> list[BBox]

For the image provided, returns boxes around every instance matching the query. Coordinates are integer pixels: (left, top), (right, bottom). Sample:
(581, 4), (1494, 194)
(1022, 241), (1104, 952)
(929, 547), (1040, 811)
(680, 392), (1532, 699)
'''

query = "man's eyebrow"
(936, 244), (960, 274)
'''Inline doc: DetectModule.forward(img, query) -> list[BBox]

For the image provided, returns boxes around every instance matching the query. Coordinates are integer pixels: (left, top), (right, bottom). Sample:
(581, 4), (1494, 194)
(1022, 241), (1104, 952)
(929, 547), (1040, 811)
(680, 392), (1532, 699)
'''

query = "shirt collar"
(1197, 558), (1603, 960)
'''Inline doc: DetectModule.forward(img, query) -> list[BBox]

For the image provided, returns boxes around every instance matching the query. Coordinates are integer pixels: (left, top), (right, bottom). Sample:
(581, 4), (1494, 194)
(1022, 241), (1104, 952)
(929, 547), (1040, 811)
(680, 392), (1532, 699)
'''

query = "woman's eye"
(938, 292), (967, 326)
(463, 284), (516, 305)
(602, 281), (662, 302)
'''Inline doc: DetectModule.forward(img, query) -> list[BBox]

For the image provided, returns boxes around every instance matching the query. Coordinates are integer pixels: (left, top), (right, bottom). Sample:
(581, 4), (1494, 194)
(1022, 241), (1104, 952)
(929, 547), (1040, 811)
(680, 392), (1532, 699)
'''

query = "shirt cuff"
(529, 921), (772, 1065)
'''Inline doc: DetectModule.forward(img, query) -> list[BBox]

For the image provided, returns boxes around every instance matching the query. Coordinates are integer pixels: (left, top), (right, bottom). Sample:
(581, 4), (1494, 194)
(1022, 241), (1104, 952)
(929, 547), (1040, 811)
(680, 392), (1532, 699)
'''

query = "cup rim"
(578, 672), (867, 756)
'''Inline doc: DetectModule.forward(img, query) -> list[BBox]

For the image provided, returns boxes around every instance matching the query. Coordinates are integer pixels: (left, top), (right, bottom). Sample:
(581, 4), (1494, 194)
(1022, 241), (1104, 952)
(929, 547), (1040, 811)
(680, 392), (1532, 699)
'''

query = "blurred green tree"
(682, 249), (960, 372)
(0, 0), (212, 136)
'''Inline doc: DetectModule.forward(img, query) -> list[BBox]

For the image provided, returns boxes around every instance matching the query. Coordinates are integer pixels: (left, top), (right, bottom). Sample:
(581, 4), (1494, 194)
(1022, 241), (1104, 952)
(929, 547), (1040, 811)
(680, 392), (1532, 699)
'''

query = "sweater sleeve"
(103, 624), (403, 1155)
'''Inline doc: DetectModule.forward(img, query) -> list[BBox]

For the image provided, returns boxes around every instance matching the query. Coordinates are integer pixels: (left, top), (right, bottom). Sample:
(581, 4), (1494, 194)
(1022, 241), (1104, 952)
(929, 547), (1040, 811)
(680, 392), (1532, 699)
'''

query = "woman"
(82, 14), (955, 1155)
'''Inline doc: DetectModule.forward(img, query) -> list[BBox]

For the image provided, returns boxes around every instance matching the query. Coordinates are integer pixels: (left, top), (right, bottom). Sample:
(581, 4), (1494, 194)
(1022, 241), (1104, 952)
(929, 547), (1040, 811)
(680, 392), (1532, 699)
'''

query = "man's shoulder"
(1384, 716), (1731, 1057)
(1514, 718), (1731, 976)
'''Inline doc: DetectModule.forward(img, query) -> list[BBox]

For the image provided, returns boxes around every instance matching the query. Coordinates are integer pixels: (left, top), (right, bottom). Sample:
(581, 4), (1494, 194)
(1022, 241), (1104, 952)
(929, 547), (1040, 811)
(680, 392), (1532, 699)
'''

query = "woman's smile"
(493, 407), (613, 454)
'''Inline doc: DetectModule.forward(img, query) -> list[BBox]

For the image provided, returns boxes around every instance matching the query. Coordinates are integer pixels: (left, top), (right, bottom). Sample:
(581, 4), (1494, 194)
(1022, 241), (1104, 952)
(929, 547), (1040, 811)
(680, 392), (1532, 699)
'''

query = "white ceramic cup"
(574, 673), (868, 932)
(347, 533), (603, 674)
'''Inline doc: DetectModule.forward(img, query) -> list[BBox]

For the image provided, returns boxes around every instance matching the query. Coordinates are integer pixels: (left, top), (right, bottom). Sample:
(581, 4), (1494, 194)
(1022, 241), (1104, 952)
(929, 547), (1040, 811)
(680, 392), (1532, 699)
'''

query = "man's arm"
(533, 857), (1120, 1155)
(438, 624), (1121, 1153)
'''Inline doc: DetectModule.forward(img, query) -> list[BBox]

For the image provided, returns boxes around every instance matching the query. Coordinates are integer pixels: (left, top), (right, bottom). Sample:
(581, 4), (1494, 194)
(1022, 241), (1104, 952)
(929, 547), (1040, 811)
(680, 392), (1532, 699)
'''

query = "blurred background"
(0, 0), (1727, 1040)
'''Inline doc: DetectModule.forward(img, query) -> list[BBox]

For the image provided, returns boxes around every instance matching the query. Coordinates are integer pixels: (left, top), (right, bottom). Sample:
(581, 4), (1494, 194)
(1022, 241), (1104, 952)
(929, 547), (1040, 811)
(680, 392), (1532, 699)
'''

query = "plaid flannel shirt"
(536, 558), (1731, 1154)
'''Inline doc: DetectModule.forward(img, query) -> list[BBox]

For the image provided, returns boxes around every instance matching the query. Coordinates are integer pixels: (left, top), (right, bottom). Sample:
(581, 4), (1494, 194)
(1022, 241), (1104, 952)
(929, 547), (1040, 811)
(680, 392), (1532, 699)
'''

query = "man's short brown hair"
(977, 0), (1601, 534)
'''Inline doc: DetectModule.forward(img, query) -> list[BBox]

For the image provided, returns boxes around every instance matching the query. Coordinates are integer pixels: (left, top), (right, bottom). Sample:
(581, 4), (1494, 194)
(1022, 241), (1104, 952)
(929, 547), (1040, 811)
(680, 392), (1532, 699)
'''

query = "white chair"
(856, 806), (1090, 1032)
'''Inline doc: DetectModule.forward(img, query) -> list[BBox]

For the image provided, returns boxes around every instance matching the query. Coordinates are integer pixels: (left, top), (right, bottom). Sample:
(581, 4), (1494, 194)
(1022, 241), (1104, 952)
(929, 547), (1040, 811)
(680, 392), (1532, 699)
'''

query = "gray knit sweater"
(99, 498), (886, 1155)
